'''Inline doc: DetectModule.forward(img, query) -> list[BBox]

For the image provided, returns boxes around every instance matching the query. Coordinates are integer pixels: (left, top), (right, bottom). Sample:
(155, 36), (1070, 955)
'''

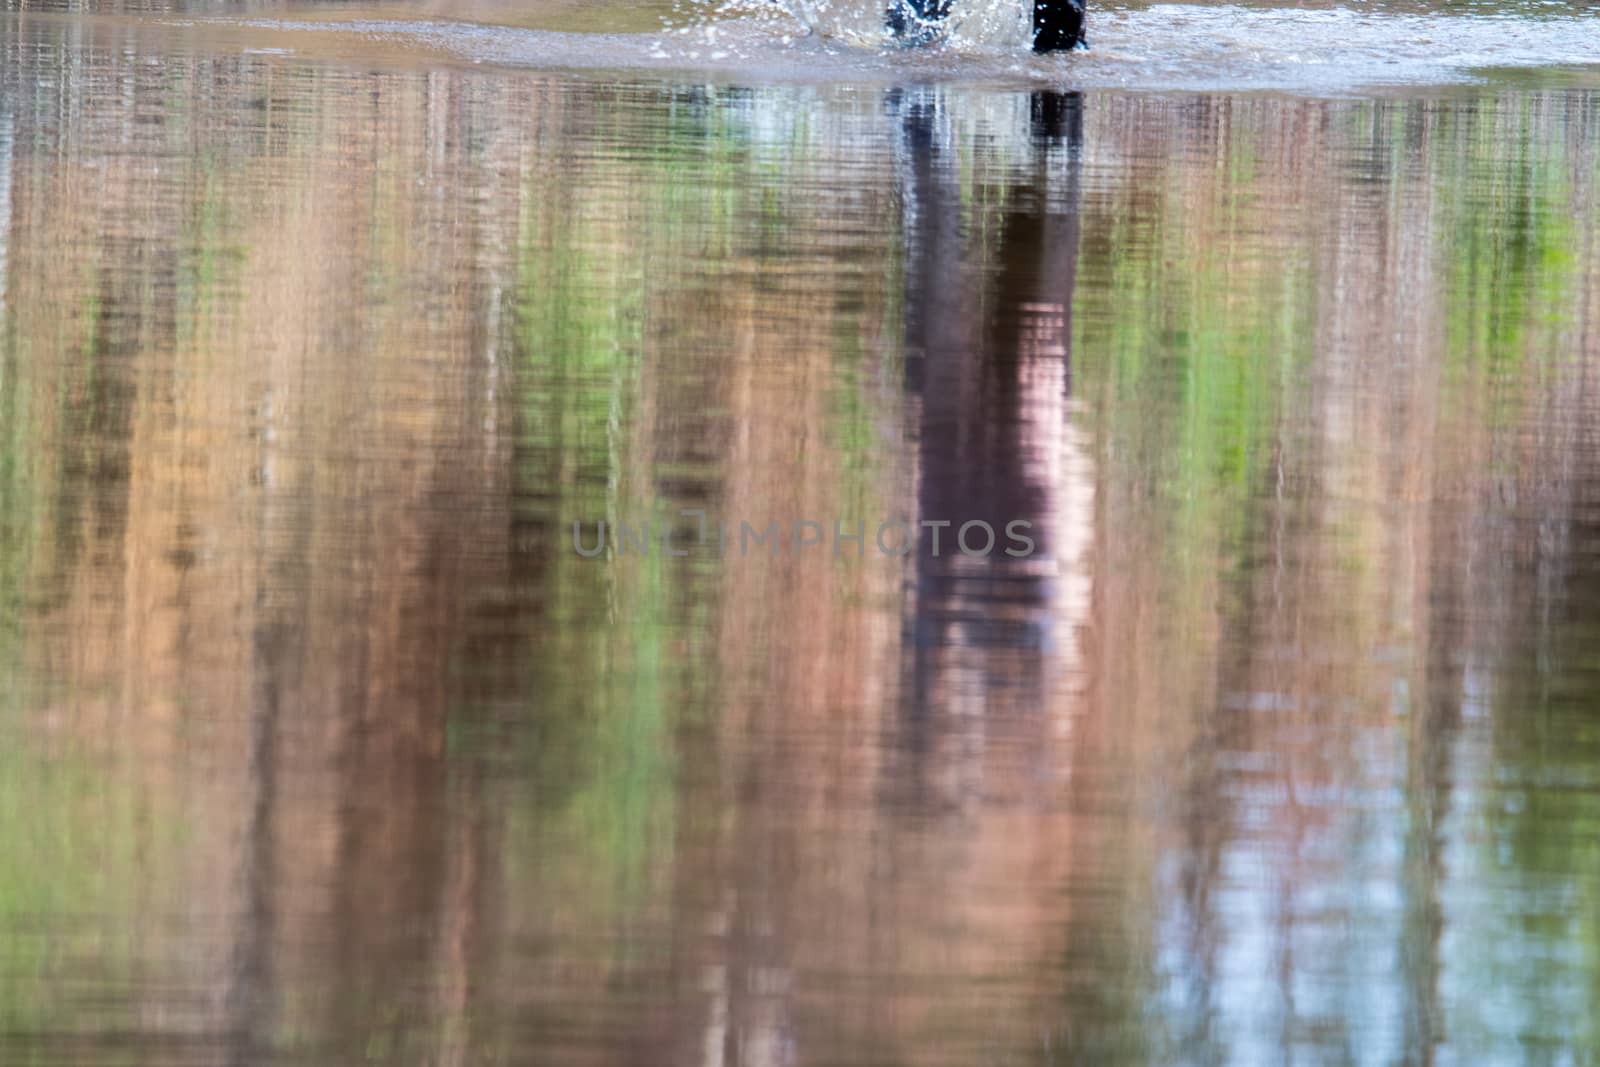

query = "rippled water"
(3, 1), (1600, 1065)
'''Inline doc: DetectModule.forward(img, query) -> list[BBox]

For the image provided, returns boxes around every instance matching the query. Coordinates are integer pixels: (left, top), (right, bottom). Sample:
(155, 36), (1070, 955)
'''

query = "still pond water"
(2, 0), (1600, 1064)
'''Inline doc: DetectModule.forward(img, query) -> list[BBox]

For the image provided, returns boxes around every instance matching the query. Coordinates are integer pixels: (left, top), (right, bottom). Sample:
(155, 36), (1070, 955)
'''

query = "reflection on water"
(4, 14), (1600, 1067)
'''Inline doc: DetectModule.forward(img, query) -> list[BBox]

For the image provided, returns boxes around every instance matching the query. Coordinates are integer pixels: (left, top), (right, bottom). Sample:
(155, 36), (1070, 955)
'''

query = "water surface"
(2, 4), (1600, 1066)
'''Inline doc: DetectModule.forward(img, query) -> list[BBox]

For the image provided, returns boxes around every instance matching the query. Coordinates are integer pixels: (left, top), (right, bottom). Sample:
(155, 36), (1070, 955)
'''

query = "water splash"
(665, 0), (1035, 52)
(801, 0), (1034, 50)
(180, 5), (1600, 92)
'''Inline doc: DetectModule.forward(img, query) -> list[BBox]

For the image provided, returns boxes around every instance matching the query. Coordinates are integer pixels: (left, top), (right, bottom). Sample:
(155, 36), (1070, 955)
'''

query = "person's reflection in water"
(896, 86), (1092, 771)
(672, 90), (1100, 1067)
(873, 86), (1097, 1053)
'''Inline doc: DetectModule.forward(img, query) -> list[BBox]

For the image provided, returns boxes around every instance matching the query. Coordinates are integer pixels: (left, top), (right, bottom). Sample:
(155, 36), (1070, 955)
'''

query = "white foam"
(221, 6), (1600, 93)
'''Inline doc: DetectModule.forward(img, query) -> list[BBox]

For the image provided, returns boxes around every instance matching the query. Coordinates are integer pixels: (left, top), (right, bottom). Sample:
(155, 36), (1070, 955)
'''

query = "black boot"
(1033, 0), (1086, 52)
